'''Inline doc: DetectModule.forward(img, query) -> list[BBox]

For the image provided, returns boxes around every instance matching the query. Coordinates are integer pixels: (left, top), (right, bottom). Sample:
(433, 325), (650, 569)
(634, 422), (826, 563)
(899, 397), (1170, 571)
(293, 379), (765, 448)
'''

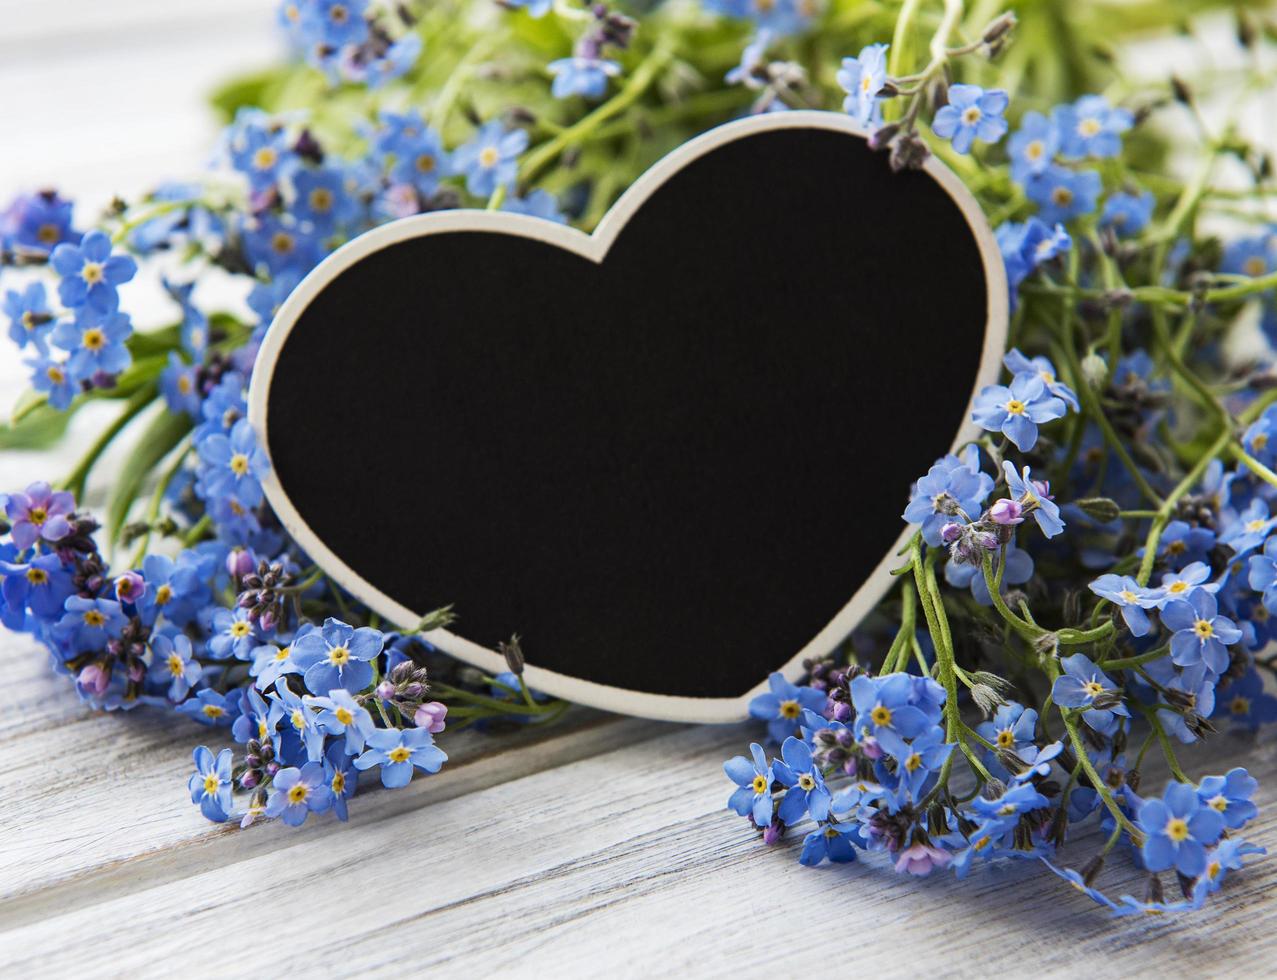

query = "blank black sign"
(256, 113), (997, 715)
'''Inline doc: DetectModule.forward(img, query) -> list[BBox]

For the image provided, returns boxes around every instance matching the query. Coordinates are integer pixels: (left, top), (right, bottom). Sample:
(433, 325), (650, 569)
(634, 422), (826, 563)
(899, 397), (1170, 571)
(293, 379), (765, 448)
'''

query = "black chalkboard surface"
(248, 111), (1007, 722)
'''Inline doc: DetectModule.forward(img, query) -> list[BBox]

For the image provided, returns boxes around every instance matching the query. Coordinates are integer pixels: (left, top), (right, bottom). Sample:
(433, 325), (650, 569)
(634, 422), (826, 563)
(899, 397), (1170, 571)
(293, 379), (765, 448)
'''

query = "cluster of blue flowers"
(277, 0), (422, 87)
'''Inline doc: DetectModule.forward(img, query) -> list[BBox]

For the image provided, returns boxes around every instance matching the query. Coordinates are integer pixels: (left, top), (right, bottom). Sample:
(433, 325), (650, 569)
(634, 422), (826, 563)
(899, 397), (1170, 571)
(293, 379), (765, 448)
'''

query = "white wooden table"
(1, 5), (1275, 975)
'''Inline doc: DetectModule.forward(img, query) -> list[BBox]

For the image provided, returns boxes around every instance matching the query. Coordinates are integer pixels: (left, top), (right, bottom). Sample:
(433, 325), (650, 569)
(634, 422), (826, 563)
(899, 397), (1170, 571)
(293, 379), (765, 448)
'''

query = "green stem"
(1060, 708), (1143, 841)
(60, 383), (156, 498)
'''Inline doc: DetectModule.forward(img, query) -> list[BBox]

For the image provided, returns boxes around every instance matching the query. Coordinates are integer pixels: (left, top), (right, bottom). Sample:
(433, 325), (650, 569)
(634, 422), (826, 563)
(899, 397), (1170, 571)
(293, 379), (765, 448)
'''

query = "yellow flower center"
(416, 154), (436, 173)
(1207, 860), (1222, 880)
(1165, 817), (1190, 842)
(1119, 589), (1139, 603)
(37, 223), (60, 245)
(996, 729), (1014, 748)
(168, 653), (185, 677)
(797, 773), (817, 791)
(275, 646), (291, 661)
(779, 699), (801, 719)
(328, 645), (351, 667)
(46, 365), (65, 384)
(1005, 399), (1026, 415)
(1082, 680), (1105, 698)
(1255, 433), (1270, 451)
(288, 783), (309, 804)
(1209, 795), (1228, 812)
(1051, 186), (1074, 207)
(1025, 140), (1044, 160)
(82, 327), (106, 351)
(230, 620), (251, 638)
(332, 772), (346, 794)
(329, 3), (349, 23)
(292, 708), (306, 731)
(271, 231), (295, 255)
(1194, 619), (1214, 639)
(252, 147), (278, 171)
(1167, 581), (1189, 595)
(870, 705), (892, 727)
(1166, 540), (1186, 555)
(1078, 117), (1102, 137)
(904, 753), (922, 773)
(29, 506), (47, 525)
(1232, 696), (1251, 715)
(860, 75), (873, 93)
(229, 453), (250, 476)
(308, 188), (333, 213)
(388, 746), (412, 763)
(962, 106), (982, 125)
(83, 609), (105, 627)
(203, 774), (220, 795)
(335, 706), (354, 725)
(155, 584), (173, 605)
(81, 262), (104, 285)
(478, 146), (500, 168)
(1244, 256), (1267, 278)
(26, 567), (48, 585)
(751, 774), (768, 794)
(202, 704), (225, 719)
(1247, 519), (1267, 533)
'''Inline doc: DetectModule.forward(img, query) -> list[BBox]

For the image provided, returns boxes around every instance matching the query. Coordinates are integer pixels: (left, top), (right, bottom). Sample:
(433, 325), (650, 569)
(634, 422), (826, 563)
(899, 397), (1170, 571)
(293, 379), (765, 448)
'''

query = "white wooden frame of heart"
(248, 109), (1009, 724)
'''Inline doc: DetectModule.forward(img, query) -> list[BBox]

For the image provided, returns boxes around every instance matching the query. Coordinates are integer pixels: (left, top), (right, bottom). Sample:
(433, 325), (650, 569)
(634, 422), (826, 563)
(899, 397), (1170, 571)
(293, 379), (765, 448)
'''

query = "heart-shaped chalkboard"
(248, 111), (1006, 722)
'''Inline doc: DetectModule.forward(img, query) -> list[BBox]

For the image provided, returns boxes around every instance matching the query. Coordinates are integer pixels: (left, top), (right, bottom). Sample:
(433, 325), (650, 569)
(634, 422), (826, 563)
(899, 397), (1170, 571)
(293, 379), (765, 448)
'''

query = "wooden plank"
(1, 711), (1273, 975)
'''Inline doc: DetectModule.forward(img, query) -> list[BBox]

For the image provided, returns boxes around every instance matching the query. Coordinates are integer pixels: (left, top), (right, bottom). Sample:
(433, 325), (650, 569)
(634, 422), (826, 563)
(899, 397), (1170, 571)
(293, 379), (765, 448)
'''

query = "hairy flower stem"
(1059, 708), (1143, 842)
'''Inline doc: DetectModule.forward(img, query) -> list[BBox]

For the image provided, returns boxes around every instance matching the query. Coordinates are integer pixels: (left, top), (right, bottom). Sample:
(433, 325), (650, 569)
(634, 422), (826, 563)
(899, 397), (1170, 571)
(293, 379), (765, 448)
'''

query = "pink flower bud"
(226, 547), (254, 578)
(861, 734), (883, 759)
(114, 570), (146, 603)
(988, 498), (1024, 525)
(414, 701), (448, 733)
(78, 662), (110, 696)
(940, 522), (963, 543)
(376, 680), (396, 702)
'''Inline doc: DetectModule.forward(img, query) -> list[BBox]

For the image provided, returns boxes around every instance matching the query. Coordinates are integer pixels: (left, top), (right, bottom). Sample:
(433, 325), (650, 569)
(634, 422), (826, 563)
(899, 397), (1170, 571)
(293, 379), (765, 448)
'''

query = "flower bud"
(78, 662), (110, 696)
(988, 498), (1024, 525)
(940, 521), (963, 544)
(226, 547), (255, 579)
(1080, 352), (1108, 389)
(114, 570), (146, 604)
(415, 701), (448, 733)
(376, 680), (396, 702)
(1076, 497), (1121, 523)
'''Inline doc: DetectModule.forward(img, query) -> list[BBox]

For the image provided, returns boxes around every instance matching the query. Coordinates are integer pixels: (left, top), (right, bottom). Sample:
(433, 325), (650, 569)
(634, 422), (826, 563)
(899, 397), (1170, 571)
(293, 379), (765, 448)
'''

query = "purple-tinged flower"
(49, 229), (137, 314)
(1138, 781), (1225, 878)
(1162, 589), (1240, 676)
(1088, 573), (1162, 637)
(988, 498), (1023, 525)
(188, 745), (234, 822)
(291, 617), (383, 694)
(354, 726), (447, 788)
(113, 570), (146, 606)
(725, 742), (775, 826)
(773, 735), (832, 824)
(971, 373), (1066, 451)
(932, 85), (1009, 153)
(1003, 461), (1065, 538)
(5, 481), (75, 551)
(894, 841), (951, 876)
(266, 762), (334, 826)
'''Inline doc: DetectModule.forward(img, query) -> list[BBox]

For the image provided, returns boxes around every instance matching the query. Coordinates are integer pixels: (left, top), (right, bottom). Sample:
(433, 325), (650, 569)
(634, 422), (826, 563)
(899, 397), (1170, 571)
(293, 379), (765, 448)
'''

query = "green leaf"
(208, 66), (293, 122)
(106, 407), (194, 545)
(127, 323), (182, 359)
(0, 402), (74, 450)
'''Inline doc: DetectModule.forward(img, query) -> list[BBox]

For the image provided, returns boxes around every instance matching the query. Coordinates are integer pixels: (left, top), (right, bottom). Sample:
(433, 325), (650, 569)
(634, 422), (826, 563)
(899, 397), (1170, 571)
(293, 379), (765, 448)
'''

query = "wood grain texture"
(2, 4), (1276, 977)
